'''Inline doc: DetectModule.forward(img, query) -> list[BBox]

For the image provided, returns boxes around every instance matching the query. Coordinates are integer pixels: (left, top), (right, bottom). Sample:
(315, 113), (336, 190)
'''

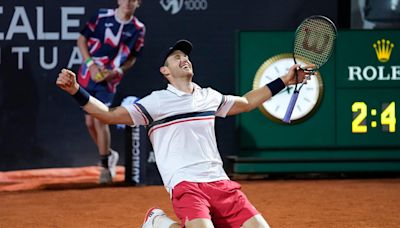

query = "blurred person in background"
(76, 0), (145, 184)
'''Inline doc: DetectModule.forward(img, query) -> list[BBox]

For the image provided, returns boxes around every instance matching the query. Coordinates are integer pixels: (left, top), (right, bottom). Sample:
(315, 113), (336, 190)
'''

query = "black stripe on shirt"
(135, 103), (154, 124)
(216, 95), (226, 112)
(148, 111), (215, 129)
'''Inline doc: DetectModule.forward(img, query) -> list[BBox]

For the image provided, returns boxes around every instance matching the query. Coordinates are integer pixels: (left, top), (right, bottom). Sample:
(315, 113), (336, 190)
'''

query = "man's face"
(164, 50), (193, 78)
(118, 0), (141, 15)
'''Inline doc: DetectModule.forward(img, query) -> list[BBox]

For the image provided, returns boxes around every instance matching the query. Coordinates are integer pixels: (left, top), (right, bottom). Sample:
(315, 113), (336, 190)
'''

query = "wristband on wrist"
(266, 78), (286, 96)
(72, 86), (91, 106)
(85, 57), (94, 68)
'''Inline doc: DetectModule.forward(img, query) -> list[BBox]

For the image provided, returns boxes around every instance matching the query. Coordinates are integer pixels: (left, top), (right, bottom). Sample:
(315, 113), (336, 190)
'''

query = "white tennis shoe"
(108, 149), (119, 178)
(142, 207), (166, 228)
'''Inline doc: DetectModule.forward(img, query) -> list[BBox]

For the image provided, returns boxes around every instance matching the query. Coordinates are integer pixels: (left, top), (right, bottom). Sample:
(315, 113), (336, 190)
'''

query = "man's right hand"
(89, 64), (106, 83)
(56, 68), (79, 95)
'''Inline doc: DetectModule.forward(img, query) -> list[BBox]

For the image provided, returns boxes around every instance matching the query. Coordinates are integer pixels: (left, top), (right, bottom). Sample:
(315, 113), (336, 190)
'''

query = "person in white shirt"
(56, 39), (314, 228)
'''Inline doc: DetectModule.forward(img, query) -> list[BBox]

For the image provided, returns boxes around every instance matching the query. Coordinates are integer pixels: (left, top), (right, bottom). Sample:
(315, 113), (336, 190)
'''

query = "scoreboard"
(235, 30), (400, 173)
(336, 31), (399, 147)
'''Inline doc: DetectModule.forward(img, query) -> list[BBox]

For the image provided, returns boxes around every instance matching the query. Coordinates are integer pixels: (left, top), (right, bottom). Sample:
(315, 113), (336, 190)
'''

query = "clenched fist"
(56, 69), (79, 95)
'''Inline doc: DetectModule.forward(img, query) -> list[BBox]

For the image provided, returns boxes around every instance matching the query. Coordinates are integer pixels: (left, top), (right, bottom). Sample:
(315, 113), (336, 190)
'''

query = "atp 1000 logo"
(160, 0), (208, 15)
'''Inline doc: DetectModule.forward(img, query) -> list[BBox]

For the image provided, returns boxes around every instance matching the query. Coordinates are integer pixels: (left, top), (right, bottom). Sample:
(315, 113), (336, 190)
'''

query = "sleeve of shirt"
(131, 25), (146, 57)
(121, 92), (158, 126)
(215, 95), (235, 117)
(207, 87), (235, 117)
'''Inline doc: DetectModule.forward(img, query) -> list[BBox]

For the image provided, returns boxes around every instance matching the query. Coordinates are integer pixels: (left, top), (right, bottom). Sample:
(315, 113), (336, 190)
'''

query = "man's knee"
(241, 214), (270, 228)
(185, 218), (214, 228)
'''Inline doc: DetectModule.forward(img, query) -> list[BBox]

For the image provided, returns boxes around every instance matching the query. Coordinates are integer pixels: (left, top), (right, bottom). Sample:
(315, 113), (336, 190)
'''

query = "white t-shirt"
(122, 83), (235, 192)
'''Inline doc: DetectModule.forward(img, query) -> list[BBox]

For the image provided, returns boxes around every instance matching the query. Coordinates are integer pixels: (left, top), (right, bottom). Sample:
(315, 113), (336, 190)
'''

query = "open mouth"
(180, 63), (190, 70)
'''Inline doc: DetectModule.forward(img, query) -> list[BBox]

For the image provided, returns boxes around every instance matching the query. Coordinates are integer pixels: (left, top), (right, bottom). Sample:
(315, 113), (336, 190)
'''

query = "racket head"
(293, 15), (337, 70)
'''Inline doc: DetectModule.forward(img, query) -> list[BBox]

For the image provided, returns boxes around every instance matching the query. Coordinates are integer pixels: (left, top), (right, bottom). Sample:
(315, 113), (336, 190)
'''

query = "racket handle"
(283, 91), (300, 123)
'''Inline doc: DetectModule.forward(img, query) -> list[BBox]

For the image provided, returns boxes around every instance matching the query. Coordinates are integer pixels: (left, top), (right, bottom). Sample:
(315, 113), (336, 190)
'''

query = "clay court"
(1, 167), (399, 228)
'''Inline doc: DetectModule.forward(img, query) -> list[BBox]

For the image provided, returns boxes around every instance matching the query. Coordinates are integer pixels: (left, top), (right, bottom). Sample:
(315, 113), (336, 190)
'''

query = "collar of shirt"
(114, 8), (134, 25)
(166, 83), (201, 96)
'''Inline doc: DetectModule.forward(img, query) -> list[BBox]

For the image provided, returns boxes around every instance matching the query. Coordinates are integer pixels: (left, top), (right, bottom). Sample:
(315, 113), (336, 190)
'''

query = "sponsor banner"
(159, 0), (208, 15)
(124, 126), (162, 185)
(337, 30), (400, 87)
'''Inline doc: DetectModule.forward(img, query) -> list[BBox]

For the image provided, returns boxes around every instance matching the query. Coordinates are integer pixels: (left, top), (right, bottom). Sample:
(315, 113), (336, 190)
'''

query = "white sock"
(153, 215), (177, 228)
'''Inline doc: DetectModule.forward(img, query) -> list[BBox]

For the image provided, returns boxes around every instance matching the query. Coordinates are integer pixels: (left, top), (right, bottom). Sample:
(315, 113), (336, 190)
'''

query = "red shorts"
(171, 180), (259, 227)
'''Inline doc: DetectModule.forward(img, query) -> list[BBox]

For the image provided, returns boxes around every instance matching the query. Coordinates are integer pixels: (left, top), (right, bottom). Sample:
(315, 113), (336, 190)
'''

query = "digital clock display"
(352, 102), (395, 133)
(336, 89), (400, 146)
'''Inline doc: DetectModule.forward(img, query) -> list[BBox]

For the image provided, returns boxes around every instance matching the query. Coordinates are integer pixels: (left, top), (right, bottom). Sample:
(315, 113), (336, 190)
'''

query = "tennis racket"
(283, 15), (337, 123)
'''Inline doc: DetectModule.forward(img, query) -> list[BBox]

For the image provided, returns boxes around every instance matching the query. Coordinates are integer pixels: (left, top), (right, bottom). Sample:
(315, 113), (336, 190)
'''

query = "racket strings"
(294, 19), (336, 68)
(283, 16), (336, 123)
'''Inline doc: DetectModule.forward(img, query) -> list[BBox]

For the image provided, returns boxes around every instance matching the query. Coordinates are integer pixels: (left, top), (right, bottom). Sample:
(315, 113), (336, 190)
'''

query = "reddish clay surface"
(1, 167), (399, 227)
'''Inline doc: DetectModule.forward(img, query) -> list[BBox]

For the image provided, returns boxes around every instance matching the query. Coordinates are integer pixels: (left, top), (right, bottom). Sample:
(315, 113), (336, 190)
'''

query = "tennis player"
(56, 40), (314, 227)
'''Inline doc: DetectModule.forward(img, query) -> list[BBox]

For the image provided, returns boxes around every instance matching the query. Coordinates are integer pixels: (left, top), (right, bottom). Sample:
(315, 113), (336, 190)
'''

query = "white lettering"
(61, 7), (84, 40)
(1, 6), (85, 41)
(0, 7), (3, 40)
(185, 0), (208, 10)
(348, 65), (400, 81)
(377, 66), (390, 80)
(131, 126), (140, 183)
(67, 47), (82, 69)
(132, 161), (140, 183)
(36, 7), (59, 40)
(160, 0), (208, 15)
(348, 66), (362, 81)
(147, 151), (156, 163)
(39, 47), (58, 70)
(12, 47), (29, 69)
(362, 66), (377, 81)
(3, 46), (83, 70)
(391, 66), (400, 80)
(133, 140), (140, 156)
(6, 7), (35, 40)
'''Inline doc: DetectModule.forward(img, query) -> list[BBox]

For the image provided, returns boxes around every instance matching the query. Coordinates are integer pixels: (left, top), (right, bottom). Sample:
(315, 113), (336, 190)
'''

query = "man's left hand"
(282, 64), (316, 86)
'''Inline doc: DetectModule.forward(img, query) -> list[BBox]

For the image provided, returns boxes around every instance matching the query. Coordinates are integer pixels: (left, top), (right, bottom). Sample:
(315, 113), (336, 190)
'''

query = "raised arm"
(56, 68), (134, 125)
(227, 64), (314, 116)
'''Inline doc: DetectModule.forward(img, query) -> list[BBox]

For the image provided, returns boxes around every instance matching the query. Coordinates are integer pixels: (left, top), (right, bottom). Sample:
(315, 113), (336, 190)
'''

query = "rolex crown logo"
(373, 39), (394, 63)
